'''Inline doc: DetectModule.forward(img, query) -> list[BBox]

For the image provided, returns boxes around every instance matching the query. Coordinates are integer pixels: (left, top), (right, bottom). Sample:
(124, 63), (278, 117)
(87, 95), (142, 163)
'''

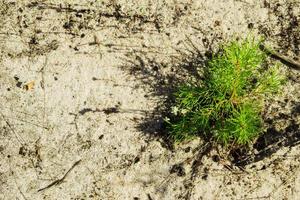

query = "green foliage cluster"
(166, 38), (285, 146)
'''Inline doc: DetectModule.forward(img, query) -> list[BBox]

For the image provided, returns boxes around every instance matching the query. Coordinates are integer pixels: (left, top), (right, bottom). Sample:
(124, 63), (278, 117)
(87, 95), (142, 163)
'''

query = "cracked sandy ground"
(0, 0), (300, 199)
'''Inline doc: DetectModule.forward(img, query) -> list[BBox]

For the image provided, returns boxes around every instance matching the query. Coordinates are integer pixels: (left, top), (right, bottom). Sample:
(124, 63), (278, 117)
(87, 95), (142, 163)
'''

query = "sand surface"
(1, 0), (300, 199)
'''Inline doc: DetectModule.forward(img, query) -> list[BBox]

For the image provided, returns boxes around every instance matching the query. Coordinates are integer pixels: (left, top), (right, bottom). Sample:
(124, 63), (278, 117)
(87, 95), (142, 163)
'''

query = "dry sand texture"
(0, 0), (300, 199)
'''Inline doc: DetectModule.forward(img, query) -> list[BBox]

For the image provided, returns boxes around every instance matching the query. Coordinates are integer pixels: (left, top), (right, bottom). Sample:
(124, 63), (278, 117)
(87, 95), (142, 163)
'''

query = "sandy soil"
(0, 0), (300, 199)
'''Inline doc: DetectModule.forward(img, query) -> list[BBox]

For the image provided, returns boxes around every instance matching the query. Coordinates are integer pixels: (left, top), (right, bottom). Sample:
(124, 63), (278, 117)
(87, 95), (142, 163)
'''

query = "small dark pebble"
(75, 13), (83, 18)
(19, 146), (27, 156)
(63, 21), (73, 29)
(205, 51), (212, 58)
(214, 20), (220, 26)
(170, 163), (185, 177)
(212, 155), (220, 162)
(99, 135), (104, 140)
(248, 23), (254, 29)
(29, 37), (38, 45)
(265, 118), (273, 124)
(152, 66), (158, 71)
(106, 119), (113, 125)
(202, 174), (208, 180)
(250, 165), (256, 169)
(184, 147), (191, 153)
(16, 82), (22, 88)
(292, 103), (300, 115)
(203, 167), (209, 173)
(134, 157), (140, 164)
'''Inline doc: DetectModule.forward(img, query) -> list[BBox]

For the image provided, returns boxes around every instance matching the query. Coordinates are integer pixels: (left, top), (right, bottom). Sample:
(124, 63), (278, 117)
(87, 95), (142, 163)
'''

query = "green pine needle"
(167, 38), (285, 146)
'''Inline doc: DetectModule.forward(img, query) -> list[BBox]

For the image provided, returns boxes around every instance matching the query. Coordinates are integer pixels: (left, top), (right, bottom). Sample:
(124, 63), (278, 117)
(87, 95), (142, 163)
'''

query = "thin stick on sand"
(261, 44), (300, 70)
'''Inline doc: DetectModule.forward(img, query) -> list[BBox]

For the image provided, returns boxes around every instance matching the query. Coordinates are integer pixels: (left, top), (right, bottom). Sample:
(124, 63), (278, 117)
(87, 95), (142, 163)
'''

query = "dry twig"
(37, 159), (82, 192)
(261, 44), (300, 70)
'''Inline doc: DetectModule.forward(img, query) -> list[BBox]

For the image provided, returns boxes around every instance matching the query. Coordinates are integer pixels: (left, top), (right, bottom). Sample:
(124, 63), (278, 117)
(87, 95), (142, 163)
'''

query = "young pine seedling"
(166, 38), (286, 146)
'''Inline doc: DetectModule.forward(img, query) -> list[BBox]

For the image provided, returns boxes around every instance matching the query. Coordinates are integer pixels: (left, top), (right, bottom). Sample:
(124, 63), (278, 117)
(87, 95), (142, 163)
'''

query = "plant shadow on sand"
(122, 37), (214, 150)
(232, 101), (300, 166)
(122, 37), (300, 167)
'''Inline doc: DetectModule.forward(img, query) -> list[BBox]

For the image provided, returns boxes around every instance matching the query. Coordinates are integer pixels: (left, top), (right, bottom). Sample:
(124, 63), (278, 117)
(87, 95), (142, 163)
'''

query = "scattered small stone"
(248, 22), (254, 29)
(16, 81), (22, 88)
(99, 135), (104, 140)
(134, 156), (140, 164)
(19, 146), (27, 156)
(184, 147), (191, 153)
(170, 163), (185, 177)
(214, 20), (221, 27)
(201, 174), (208, 180)
(212, 155), (220, 162)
